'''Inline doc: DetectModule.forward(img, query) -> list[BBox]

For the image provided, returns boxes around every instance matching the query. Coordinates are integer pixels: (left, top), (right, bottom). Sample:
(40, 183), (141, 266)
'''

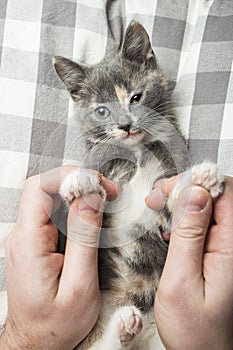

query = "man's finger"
(159, 186), (212, 295)
(145, 171), (194, 211)
(145, 176), (179, 210)
(58, 193), (103, 297)
(212, 176), (233, 226)
(204, 176), (233, 253)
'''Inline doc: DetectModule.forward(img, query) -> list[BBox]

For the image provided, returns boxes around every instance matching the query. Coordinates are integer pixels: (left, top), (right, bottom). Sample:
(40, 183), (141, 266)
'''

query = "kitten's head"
(54, 21), (174, 147)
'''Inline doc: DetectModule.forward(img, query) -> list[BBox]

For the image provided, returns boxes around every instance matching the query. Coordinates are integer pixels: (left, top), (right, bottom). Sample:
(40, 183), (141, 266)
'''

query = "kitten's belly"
(103, 162), (163, 246)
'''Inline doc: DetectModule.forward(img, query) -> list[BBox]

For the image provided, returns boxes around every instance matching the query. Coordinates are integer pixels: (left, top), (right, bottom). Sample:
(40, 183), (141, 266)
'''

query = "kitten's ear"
(53, 56), (87, 100)
(121, 21), (156, 67)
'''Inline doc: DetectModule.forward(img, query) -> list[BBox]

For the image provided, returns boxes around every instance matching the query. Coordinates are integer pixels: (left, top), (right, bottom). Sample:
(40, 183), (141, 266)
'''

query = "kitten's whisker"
(153, 100), (173, 110)
(153, 101), (183, 114)
(90, 135), (117, 159)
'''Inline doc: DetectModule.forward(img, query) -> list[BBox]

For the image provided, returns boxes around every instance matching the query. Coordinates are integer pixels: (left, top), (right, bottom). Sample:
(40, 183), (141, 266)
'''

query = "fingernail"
(78, 193), (103, 214)
(180, 186), (209, 212)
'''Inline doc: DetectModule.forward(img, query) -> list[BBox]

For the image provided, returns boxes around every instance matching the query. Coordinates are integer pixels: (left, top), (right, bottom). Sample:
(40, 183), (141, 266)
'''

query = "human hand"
(0, 166), (118, 350)
(146, 176), (233, 350)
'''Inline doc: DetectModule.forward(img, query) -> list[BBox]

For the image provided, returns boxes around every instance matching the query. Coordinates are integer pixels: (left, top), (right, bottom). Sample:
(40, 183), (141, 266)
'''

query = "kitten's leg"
(168, 162), (224, 210)
(60, 169), (106, 202)
(90, 306), (143, 350)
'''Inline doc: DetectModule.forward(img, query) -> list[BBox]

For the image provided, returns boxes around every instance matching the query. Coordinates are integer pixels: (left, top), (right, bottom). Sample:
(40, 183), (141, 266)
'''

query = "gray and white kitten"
(54, 21), (224, 350)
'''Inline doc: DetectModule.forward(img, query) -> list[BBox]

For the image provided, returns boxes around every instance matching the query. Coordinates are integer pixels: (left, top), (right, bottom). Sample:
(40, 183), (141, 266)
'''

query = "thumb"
(68, 193), (103, 247)
(160, 186), (212, 291)
(58, 193), (103, 296)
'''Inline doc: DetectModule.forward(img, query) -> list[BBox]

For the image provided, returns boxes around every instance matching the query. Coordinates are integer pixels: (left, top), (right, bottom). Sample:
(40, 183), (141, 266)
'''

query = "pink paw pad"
(119, 310), (142, 343)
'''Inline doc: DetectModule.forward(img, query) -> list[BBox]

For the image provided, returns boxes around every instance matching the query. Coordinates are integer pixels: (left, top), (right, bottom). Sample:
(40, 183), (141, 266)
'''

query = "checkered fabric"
(0, 0), (232, 326)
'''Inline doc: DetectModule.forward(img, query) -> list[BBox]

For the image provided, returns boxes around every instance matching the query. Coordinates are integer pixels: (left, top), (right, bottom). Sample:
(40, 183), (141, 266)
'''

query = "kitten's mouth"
(121, 130), (144, 143)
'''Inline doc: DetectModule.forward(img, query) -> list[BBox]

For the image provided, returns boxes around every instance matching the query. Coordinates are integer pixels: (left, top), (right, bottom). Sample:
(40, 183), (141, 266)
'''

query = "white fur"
(90, 306), (165, 350)
(102, 157), (164, 247)
(111, 165), (155, 227)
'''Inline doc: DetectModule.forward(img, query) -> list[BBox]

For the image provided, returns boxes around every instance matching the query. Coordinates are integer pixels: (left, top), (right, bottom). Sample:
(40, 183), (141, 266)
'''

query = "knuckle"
(71, 279), (99, 302)
(173, 224), (205, 240)
(157, 278), (189, 308)
(71, 282), (91, 299)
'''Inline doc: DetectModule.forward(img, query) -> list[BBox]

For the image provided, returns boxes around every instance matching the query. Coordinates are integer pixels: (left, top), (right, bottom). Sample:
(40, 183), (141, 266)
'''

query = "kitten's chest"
(111, 164), (154, 223)
(102, 157), (164, 246)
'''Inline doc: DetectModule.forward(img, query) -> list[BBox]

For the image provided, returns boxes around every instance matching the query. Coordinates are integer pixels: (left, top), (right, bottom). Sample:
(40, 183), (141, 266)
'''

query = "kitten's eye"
(130, 93), (143, 104)
(95, 106), (110, 119)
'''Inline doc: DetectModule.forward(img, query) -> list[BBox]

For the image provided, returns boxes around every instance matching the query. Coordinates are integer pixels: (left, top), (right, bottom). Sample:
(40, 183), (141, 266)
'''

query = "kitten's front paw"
(168, 162), (224, 212)
(108, 306), (142, 344)
(60, 169), (106, 202)
(191, 162), (224, 199)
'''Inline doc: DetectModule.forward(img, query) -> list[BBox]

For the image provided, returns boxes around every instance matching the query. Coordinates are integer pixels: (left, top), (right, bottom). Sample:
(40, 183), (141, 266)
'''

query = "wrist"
(0, 328), (11, 350)
(0, 322), (40, 350)
(0, 322), (75, 350)
(0, 327), (15, 350)
(0, 326), (25, 350)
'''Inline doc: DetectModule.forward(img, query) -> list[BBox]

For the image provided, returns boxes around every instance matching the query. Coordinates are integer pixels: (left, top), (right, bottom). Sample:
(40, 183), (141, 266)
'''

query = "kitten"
(54, 21), (224, 350)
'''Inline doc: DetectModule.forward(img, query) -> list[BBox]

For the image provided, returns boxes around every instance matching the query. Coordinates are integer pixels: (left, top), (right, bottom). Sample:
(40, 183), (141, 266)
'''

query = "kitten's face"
(54, 21), (173, 147)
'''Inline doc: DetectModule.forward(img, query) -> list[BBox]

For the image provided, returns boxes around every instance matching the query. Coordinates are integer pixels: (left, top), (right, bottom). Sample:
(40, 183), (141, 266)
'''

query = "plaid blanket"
(0, 0), (232, 326)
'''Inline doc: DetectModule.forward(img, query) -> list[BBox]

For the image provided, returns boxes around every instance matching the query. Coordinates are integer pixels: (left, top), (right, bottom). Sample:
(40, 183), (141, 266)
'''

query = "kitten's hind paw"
(107, 306), (142, 344)
(60, 169), (106, 203)
(119, 307), (142, 343)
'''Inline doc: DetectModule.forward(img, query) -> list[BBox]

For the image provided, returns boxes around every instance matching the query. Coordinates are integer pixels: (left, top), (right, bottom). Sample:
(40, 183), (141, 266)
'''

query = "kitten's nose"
(118, 124), (131, 132)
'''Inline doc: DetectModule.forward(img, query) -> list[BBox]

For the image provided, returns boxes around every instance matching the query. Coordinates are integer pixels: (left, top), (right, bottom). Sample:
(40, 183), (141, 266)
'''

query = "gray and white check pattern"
(0, 0), (232, 325)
